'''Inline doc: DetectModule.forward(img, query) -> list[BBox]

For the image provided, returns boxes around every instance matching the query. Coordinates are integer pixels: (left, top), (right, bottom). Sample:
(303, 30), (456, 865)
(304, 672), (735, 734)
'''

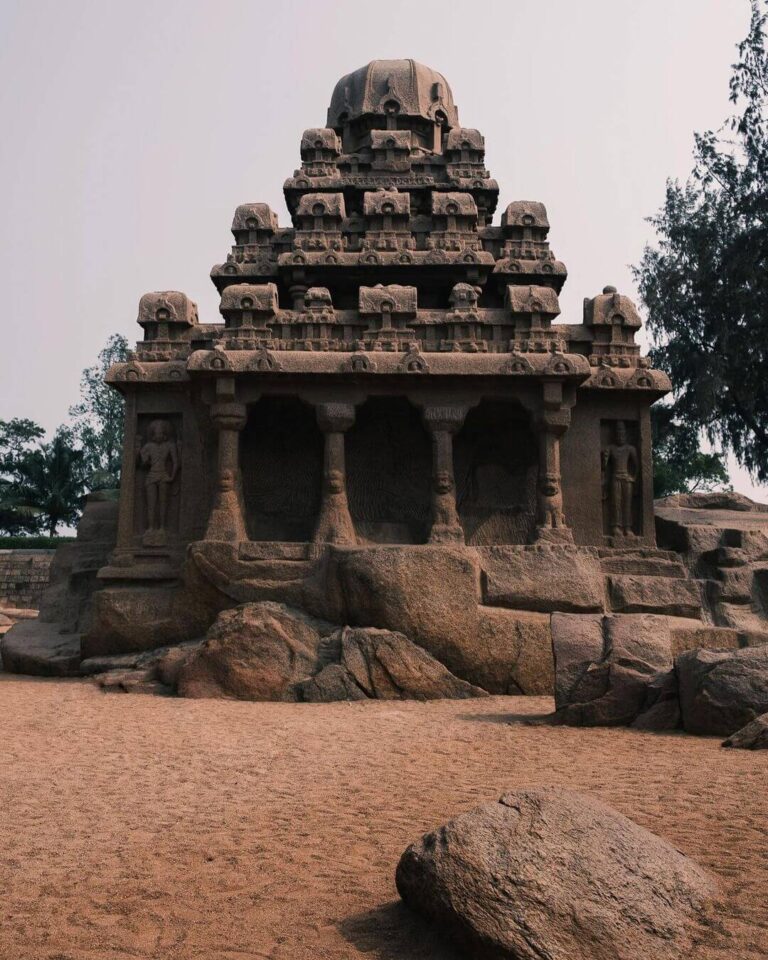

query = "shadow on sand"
(338, 899), (463, 960)
(458, 709), (557, 726)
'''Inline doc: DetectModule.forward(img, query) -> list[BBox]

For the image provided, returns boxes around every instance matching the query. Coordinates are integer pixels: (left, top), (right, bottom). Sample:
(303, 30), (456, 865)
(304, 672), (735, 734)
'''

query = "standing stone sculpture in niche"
(138, 419), (179, 547)
(602, 420), (639, 538)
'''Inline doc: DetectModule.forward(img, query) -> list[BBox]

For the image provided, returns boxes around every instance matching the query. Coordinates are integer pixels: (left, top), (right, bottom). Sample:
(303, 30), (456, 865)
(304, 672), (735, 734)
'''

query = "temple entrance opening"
(241, 396), (323, 542)
(454, 400), (537, 545)
(346, 397), (431, 544)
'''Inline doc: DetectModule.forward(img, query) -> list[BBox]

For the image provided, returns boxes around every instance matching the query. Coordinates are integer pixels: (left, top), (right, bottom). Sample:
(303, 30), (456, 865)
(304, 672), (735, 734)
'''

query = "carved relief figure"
(537, 473), (565, 530)
(138, 419), (179, 546)
(602, 420), (638, 537)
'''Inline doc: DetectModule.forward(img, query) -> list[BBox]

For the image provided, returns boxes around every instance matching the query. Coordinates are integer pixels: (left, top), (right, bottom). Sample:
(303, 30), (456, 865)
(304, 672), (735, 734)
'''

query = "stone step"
(236, 559), (315, 582)
(230, 578), (305, 607)
(238, 541), (311, 561)
(607, 575), (703, 619)
(596, 548), (681, 562)
(599, 556), (688, 578)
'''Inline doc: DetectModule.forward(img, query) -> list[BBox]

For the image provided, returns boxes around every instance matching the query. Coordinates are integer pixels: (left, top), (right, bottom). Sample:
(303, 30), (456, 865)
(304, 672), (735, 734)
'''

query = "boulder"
(176, 602), (337, 701)
(305, 627), (486, 701)
(677, 645), (768, 736)
(722, 712), (768, 750)
(0, 619), (81, 677)
(552, 614), (680, 727)
(478, 546), (604, 613)
(297, 662), (369, 702)
(396, 787), (718, 960)
(630, 671), (681, 731)
(303, 545), (481, 674)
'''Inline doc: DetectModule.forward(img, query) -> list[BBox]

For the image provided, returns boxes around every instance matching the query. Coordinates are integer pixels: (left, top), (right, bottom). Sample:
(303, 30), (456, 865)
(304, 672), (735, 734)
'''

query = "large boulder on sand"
(176, 602), (337, 700)
(297, 627), (487, 701)
(722, 712), (768, 749)
(677, 645), (768, 736)
(396, 787), (718, 960)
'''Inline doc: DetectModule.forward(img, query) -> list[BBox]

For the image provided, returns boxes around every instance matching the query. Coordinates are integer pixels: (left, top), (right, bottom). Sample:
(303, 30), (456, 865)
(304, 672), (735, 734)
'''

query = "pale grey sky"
(0, 0), (761, 496)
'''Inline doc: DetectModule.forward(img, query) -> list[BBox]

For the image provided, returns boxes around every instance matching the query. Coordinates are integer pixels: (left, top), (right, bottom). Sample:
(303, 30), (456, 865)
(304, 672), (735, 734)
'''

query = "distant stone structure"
(14, 60), (759, 704)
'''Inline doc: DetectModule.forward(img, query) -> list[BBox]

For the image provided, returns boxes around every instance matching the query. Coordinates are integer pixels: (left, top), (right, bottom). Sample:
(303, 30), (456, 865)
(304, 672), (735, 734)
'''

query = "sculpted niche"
(602, 420), (639, 538)
(138, 418), (179, 547)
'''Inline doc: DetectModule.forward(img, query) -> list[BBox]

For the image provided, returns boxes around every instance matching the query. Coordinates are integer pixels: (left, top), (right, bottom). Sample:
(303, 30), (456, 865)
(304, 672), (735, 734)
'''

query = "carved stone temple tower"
(70, 59), (682, 676)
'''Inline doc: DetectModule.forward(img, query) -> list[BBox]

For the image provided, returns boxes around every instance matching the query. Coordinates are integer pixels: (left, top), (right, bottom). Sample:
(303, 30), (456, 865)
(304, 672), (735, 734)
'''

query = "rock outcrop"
(551, 613), (685, 727)
(396, 787), (718, 960)
(171, 604), (485, 702)
(722, 712), (768, 750)
(176, 602), (337, 700)
(297, 626), (486, 701)
(677, 645), (768, 736)
(1, 492), (118, 676)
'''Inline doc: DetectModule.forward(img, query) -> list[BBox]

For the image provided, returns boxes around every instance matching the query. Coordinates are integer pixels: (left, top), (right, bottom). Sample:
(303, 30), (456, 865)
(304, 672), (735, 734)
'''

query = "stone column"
(313, 402), (356, 545)
(110, 391), (138, 566)
(533, 381), (573, 544)
(205, 401), (248, 542)
(422, 406), (466, 545)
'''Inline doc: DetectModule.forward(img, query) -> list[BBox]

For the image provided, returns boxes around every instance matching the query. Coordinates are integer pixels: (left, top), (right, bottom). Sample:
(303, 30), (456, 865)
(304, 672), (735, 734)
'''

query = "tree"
(69, 333), (129, 490)
(12, 430), (86, 537)
(651, 404), (730, 498)
(0, 418), (45, 534)
(634, 1), (768, 481)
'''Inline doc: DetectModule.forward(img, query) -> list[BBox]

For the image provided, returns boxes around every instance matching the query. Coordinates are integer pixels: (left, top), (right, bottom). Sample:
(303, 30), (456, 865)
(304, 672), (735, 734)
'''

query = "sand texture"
(0, 676), (766, 960)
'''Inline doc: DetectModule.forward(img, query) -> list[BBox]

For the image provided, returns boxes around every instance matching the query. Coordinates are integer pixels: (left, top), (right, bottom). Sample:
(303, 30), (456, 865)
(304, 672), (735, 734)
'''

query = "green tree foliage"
(651, 405), (731, 498)
(69, 333), (129, 490)
(635, 1), (768, 482)
(0, 418), (45, 534)
(12, 430), (86, 537)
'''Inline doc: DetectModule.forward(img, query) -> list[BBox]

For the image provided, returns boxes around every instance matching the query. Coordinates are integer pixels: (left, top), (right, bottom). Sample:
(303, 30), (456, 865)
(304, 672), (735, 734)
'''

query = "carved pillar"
(205, 400), (248, 542)
(313, 402), (356, 545)
(110, 391), (138, 566)
(422, 406), (466, 545)
(533, 381), (574, 544)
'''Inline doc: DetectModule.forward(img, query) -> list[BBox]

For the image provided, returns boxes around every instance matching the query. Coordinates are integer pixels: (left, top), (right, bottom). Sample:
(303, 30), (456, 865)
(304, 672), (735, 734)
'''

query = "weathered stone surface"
(630, 671), (681, 731)
(722, 712), (768, 749)
(300, 627), (486, 701)
(80, 640), (202, 687)
(82, 585), (213, 658)
(473, 608), (553, 694)
(670, 625), (740, 656)
(608, 575), (702, 618)
(38, 492), (119, 632)
(176, 602), (337, 701)
(0, 620), (81, 677)
(479, 547), (604, 613)
(396, 787), (718, 960)
(551, 613), (604, 708)
(297, 662), (369, 702)
(677, 645), (768, 736)
(304, 546), (481, 674)
(552, 614), (679, 727)
(659, 491), (767, 512)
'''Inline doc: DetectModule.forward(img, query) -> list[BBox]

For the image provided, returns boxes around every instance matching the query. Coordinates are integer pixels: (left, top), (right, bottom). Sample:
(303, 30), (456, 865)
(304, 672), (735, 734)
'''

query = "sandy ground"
(0, 677), (766, 960)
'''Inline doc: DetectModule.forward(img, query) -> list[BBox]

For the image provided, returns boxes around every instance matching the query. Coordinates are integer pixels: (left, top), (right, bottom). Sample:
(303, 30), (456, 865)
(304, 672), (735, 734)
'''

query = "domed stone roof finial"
(327, 59), (459, 129)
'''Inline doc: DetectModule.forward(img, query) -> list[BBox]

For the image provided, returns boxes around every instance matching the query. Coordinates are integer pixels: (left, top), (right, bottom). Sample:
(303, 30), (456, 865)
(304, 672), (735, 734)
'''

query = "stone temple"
(14, 60), (762, 708)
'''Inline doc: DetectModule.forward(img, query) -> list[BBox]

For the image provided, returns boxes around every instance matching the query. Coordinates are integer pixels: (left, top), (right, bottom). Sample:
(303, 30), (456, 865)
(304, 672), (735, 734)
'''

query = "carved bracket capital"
(315, 402), (356, 433)
(210, 401), (247, 431)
